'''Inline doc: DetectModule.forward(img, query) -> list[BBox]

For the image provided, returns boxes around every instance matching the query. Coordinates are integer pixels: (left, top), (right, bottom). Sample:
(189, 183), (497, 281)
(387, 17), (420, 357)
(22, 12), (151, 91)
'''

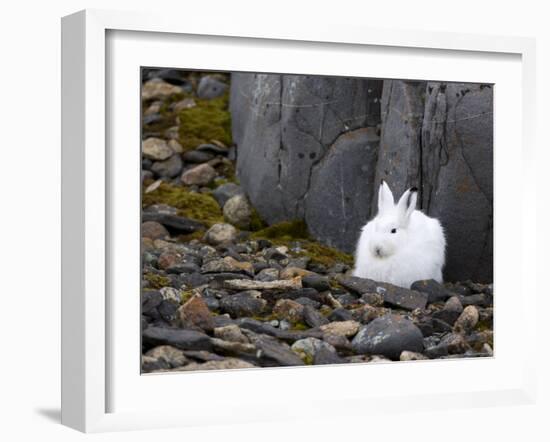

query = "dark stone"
(261, 288), (323, 305)
(157, 250), (202, 273)
(203, 296), (220, 311)
(142, 326), (213, 352)
(141, 315), (150, 331)
(464, 280), (490, 295)
(141, 290), (163, 316)
(196, 143), (230, 155)
(166, 262), (201, 275)
(182, 149), (214, 164)
(351, 315), (424, 360)
(306, 262), (328, 275)
(180, 272), (209, 288)
(256, 239), (272, 250)
(197, 76), (228, 99)
(143, 113), (163, 126)
(322, 334), (353, 354)
(415, 318), (434, 337)
(432, 318), (454, 333)
(411, 279), (453, 303)
(151, 154), (183, 179)
(313, 346), (347, 365)
(459, 293), (493, 307)
(432, 296), (463, 326)
(211, 315), (235, 328)
(446, 283), (473, 296)
(263, 248), (287, 261)
(294, 297), (321, 309)
(328, 308), (354, 322)
(303, 305), (329, 328)
(425, 333), (469, 358)
(141, 212), (204, 233)
(302, 274), (331, 292)
(219, 291), (267, 317)
(141, 171), (154, 184)
(254, 268), (280, 282)
(142, 158), (153, 170)
(157, 300), (179, 323)
(337, 276), (428, 311)
(145, 69), (192, 89)
(336, 293), (360, 307)
(277, 329), (324, 343)
(244, 332), (305, 367)
(237, 318), (280, 337)
(211, 182), (244, 208)
(142, 356), (170, 372)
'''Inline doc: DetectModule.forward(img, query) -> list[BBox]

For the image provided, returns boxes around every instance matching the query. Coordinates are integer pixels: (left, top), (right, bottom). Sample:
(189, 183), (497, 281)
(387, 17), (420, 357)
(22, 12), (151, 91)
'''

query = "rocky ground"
(140, 69), (494, 373)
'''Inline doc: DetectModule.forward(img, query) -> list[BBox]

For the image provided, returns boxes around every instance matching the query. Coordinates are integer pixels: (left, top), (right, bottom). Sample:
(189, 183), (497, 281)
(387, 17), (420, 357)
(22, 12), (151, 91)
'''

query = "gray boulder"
(231, 73), (382, 251)
(376, 81), (493, 282)
(351, 315), (424, 360)
(305, 128), (379, 251)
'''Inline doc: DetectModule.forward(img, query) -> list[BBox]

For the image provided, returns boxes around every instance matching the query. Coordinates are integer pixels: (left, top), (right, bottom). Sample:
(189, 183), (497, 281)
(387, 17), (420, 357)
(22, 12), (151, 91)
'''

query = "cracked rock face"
(231, 73), (382, 251)
(231, 75), (493, 282)
(378, 81), (493, 282)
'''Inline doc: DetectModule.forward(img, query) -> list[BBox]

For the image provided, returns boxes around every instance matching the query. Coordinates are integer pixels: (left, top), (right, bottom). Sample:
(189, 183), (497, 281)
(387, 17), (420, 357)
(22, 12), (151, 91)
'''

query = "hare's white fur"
(353, 181), (446, 289)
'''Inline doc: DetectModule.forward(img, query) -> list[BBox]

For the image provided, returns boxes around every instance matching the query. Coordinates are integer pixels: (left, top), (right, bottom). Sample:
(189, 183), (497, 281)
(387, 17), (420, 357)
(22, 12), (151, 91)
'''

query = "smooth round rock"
(351, 315), (424, 360)
(203, 223), (238, 246)
(142, 137), (174, 161)
(223, 194), (252, 229)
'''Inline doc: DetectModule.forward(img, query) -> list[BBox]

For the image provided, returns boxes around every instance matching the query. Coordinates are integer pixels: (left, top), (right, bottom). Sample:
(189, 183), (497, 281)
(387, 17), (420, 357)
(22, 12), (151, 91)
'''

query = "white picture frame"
(61, 9), (538, 433)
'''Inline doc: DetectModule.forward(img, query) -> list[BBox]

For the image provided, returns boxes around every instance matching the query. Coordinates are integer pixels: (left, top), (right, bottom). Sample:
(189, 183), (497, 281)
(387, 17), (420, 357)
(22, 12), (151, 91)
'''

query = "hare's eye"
(391, 228), (397, 234)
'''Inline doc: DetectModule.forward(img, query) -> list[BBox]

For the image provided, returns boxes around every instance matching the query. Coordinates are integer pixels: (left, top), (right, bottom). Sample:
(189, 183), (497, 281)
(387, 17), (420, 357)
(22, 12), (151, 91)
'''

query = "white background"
(1, 0), (548, 440)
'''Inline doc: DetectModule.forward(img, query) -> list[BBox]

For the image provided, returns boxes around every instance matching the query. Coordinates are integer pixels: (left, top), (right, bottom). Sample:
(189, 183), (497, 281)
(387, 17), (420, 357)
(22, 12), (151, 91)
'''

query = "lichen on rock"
(142, 182), (223, 227)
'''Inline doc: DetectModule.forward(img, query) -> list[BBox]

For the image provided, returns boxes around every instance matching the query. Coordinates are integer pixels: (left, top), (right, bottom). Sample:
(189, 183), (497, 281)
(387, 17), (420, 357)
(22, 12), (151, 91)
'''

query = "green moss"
(475, 320), (493, 333)
(144, 273), (171, 289)
(301, 241), (354, 267)
(251, 220), (354, 267)
(290, 322), (309, 331)
(249, 207), (267, 232)
(177, 93), (232, 151)
(250, 220), (309, 241)
(142, 182), (223, 226)
(250, 313), (278, 323)
(293, 350), (314, 365)
(215, 160), (238, 183)
(180, 289), (195, 304)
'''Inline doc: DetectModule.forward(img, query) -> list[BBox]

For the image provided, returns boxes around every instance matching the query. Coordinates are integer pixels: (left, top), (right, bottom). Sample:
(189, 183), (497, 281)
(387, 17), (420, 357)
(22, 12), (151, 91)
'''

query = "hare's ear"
(397, 187), (418, 224)
(378, 180), (395, 214)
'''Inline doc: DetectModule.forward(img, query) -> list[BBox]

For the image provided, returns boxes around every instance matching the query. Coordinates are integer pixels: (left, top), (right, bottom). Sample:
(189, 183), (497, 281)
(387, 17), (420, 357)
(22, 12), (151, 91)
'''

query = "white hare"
(353, 181), (446, 289)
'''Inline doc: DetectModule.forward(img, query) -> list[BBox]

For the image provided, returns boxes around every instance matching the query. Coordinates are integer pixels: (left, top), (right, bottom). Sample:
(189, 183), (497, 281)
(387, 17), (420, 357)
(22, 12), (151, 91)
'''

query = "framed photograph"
(61, 9), (537, 433)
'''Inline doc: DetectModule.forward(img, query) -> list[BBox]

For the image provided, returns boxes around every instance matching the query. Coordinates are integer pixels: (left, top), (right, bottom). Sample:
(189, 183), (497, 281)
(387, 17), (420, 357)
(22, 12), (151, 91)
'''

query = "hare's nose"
(375, 247), (382, 257)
